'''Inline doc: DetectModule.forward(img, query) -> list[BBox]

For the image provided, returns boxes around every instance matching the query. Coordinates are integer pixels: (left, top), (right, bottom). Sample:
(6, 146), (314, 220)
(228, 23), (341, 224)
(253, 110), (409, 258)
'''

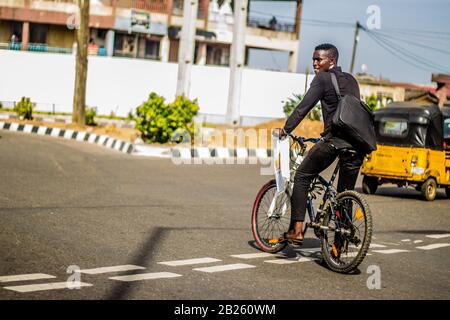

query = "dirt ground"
(2, 117), (323, 148)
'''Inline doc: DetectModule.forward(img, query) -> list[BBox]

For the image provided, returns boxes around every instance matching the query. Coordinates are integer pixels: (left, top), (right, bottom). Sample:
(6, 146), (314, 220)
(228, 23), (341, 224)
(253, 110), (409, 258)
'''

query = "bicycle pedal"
(268, 238), (281, 244)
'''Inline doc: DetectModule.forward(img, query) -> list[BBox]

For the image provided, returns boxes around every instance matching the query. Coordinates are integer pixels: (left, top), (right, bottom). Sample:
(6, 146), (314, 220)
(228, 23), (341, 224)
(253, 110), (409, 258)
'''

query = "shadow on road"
(354, 186), (448, 201)
(107, 225), (248, 300)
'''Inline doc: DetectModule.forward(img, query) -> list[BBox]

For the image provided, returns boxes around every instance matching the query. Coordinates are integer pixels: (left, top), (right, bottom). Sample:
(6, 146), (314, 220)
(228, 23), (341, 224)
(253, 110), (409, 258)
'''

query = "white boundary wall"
(0, 50), (313, 122)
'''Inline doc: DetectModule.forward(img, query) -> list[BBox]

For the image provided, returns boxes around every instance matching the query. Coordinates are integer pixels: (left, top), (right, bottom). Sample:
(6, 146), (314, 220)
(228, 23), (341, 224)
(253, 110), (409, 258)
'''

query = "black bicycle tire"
(320, 190), (373, 274)
(251, 180), (290, 253)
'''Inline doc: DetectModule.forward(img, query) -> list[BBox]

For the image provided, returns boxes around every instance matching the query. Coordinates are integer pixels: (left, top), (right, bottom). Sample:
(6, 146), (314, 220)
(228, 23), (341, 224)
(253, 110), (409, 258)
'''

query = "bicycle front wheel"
(320, 190), (373, 274)
(251, 180), (291, 253)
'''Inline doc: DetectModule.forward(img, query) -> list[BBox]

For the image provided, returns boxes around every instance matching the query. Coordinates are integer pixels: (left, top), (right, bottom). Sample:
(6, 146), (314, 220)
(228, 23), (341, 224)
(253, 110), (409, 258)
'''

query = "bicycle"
(251, 132), (373, 273)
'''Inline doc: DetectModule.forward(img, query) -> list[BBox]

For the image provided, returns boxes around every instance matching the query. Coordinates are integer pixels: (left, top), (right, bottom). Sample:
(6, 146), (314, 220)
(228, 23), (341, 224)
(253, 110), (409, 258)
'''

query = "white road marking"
(380, 242), (400, 246)
(401, 239), (411, 242)
(372, 249), (410, 254)
(230, 253), (274, 259)
(10, 123), (19, 131)
(295, 247), (321, 253)
(341, 252), (372, 258)
(87, 133), (97, 143)
(23, 124), (33, 133)
(77, 265), (145, 274)
(109, 272), (181, 282)
(264, 257), (319, 264)
(414, 240), (423, 244)
(76, 131), (86, 141)
(63, 129), (74, 139)
(3, 282), (92, 293)
(97, 135), (108, 145)
(114, 140), (123, 151)
(193, 263), (255, 273)
(50, 128), (60, 137)
(158, 257), (221, 266)
(416, 243), (450, 250)
(37, 126), (48, 135)
(236, 148), (248, 158)
(369, 243), (387, 248)
(426, 234), (450, 239)
(122, 142), (131, 153)
(105, 138), (114, 148)
(0, 273), (56, 283)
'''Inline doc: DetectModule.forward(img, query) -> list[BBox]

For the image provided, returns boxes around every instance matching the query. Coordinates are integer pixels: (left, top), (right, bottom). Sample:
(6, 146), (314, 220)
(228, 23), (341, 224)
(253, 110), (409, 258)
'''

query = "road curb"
(0, 121), (134, 154)
(0, 121), (275, 160)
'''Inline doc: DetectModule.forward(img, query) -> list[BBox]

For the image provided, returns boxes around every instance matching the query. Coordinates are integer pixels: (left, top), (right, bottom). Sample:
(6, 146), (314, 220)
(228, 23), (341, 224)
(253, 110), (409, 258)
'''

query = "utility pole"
(72, 0), (89, 125)
(176, 0), (198, 97)
(304, 65), (309, 94)
(226, 0), (248, 126)
(349, 21), (361, 75)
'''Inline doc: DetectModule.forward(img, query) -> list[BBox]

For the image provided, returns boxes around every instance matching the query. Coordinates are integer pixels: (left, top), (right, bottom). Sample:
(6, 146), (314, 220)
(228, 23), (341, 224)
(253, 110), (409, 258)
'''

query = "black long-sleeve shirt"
(284, 66), (360, 139)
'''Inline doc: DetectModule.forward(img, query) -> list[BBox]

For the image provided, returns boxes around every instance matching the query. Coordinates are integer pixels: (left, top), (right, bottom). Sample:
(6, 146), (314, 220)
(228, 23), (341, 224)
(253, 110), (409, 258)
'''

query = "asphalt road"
(0, 130), (449, 300)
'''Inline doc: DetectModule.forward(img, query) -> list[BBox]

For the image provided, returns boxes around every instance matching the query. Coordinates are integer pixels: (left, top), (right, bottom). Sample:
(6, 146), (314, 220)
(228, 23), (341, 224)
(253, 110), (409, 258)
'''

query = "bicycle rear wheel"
(251, 180), (291, 253)
(320, 190), (372, 273)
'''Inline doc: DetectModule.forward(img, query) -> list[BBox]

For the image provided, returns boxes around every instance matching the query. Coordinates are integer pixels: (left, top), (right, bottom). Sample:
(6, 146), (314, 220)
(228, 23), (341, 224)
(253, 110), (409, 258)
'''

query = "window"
(10, 21), (22, 42)
(379, 119), (408, 137)
(30, 24), (48, 44)
(145, 39), (160, 59)
(444, 118), (450, 138)
(114, 33), (136, 57)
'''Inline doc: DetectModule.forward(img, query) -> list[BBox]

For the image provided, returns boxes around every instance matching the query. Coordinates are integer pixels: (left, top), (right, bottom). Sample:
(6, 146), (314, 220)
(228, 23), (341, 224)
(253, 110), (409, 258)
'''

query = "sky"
(246, 0), (450, 85)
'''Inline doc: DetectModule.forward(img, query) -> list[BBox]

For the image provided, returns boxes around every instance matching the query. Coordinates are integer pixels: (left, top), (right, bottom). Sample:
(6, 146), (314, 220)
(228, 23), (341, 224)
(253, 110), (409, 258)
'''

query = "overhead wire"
(369, 31), (450, 55)
(365, 29), (450, 73)
(247, 10), (450, 73)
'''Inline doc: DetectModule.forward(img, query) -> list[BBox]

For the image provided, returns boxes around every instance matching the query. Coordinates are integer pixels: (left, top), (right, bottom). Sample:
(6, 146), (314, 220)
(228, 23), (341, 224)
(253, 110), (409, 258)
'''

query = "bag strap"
(330, 72), (342, 101)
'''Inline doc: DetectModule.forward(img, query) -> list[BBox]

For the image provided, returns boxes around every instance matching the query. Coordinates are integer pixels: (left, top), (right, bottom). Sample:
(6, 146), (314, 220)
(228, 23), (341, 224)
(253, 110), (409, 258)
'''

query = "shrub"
(365, 94), (384, 111)
(282, 93), (321, 121)
(108, 111), (116, 119)
(14, 97), (34, 120)
(85, 106), (97, 126)
(135, 92), (199, 144)
(126, 109), (134, 122)
(0, 101), (3, 109)
(283, 93), (302, 117)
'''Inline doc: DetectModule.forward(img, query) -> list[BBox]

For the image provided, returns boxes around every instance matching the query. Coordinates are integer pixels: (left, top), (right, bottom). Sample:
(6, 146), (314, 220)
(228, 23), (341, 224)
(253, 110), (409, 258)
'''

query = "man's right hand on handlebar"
(274, 128), (288, 140)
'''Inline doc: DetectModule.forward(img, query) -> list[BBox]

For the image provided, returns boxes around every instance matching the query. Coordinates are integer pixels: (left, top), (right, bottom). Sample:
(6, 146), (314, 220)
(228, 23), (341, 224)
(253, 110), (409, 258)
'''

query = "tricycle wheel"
(421, 178), (437, 201)
(362, 176), (378, 194)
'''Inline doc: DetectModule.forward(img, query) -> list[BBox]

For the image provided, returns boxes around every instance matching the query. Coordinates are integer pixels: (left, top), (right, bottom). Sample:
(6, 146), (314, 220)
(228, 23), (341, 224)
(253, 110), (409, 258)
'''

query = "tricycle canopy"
(374, 102), (444, 149)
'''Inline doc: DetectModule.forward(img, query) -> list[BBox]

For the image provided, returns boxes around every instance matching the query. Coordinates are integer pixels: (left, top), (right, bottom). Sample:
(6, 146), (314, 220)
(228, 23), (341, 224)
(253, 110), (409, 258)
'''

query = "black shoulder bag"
(330, 72), (377, 155)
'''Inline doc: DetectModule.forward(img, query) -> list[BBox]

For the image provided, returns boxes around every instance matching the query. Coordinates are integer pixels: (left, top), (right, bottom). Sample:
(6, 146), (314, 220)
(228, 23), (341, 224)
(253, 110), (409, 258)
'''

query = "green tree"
(282, 93), (321, 121)
(135, 93), (199, 144)
(72, 0), (89, 125)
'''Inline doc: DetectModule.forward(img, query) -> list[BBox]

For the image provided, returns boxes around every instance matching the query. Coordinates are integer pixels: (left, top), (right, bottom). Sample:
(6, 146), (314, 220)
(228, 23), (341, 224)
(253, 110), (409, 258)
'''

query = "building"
(0, 0), (302, 71)
(355, 73), (406, 107)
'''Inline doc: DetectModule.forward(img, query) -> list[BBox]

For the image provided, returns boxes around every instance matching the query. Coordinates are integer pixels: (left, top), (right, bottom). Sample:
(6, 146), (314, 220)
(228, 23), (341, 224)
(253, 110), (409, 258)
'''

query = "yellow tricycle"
(361, 103), (450, 201)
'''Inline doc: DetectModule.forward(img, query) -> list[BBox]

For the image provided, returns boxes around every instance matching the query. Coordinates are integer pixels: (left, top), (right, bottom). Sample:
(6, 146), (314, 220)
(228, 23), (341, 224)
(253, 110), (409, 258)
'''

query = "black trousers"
(291, 139), (364, 222)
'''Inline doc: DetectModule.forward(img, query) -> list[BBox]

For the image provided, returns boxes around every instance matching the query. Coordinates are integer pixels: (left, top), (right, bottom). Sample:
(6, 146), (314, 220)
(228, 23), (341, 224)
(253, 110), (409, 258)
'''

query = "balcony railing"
(172, 0), (208, 20)
(247, 17), (295, 33)
(129, 0), (168, 12)
(0, 42), (73, 54)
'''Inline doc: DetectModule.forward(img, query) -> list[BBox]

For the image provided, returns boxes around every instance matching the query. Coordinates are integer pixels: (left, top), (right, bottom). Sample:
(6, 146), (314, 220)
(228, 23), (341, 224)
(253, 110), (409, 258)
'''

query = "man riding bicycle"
(278, 43), (364, 245)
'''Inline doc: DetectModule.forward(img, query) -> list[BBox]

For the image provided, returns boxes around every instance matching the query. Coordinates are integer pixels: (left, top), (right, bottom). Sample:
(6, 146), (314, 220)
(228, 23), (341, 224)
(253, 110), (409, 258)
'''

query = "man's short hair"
(315, 43), (339, 62)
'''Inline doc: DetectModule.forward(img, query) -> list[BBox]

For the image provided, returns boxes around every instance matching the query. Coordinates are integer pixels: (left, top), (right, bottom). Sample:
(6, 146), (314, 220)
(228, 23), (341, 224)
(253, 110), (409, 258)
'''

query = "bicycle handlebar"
(287, 133), (321, 147)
